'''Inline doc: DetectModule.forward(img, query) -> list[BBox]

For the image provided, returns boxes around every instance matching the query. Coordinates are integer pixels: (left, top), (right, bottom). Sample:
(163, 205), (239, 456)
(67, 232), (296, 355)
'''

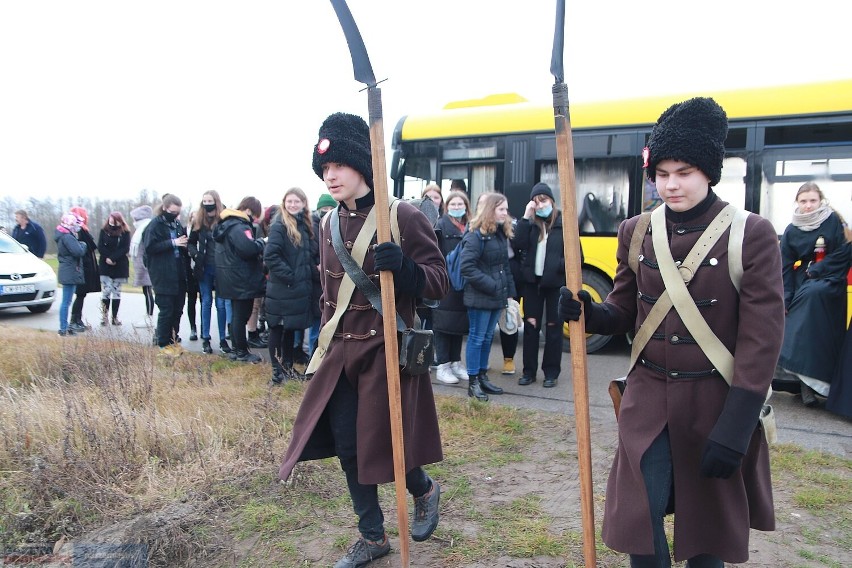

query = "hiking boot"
(502, 357), (515, 375)
(478, 372), (503, 395)
(468, 375), (488, 401)
(234, 350), (262, 364)
(411, 480), (440, 542)
(518, 374), (536, 386)
(201, 339), (213, 354)
(333, 535), (390, 568)
(450, 361), (467, 381)
(543, 376), (558, 388)
(435, 363), (459, 384)
(219, 339), (233, 354)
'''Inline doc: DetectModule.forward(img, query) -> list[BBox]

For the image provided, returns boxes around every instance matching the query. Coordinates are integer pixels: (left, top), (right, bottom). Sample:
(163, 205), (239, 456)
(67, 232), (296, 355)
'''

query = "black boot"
(100, 298), (110, 326)
(110, 299), (122, 326)
(271, 366), (287, 385)
(478, 371), (504, 395)
(468, 375), (489, 401)
(201, 339), (213, 354)
(247, 330), (267, 349)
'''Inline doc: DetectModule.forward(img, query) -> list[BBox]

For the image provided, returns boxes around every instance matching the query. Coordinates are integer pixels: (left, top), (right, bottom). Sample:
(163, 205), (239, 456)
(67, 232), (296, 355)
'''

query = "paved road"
(2, 291), (849, 457)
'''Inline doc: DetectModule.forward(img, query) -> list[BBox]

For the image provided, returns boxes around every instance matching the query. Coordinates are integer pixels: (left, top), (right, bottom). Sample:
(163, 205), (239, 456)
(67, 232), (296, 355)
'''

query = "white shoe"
(450, 361), (468, 381)
(436, 362), (459, 384)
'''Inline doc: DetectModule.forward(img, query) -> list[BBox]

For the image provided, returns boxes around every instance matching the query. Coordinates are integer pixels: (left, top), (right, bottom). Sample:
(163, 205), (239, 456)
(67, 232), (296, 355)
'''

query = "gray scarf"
(791, 204), (832, 232)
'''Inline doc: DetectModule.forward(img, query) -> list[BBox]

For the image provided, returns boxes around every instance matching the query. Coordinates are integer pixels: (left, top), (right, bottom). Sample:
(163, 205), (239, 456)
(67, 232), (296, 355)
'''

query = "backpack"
(446, 231), (482, 292)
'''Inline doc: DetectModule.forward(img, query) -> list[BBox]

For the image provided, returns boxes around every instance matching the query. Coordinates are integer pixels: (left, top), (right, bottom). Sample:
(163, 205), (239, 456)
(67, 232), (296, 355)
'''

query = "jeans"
(58, 285), (75, 332)
(308, 317), (321, 356)
(329, 372), (431, 541)
(155, 291), (185, 347)
(629, 428), (723, 568)
(197, 265), (232, 341)
(522, 284), (562, 379)
(434, 331), (463, 364)
(465, 308), (501, 376)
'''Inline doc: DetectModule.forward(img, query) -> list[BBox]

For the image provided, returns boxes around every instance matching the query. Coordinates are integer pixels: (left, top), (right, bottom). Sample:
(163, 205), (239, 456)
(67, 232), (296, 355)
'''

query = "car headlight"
(37, 266), (55, 279)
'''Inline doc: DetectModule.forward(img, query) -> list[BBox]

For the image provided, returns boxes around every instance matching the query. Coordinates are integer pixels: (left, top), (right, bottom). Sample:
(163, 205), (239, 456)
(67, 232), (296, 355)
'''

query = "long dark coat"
(512, 212), (568, 287)
(75, 228), (101, 294)
(212, 210), (265, 301)
(432, 214), (468, 335)
(142, 214), (188, 295)
(263, 213), (315, 330)
(97, 228), (130, 279)
(777, 213), (849, 382)
(279, 199), (448, 486)
(827, 321), (852, 418)
(587, 199), (784, 563)
(460, 227), (516, 310)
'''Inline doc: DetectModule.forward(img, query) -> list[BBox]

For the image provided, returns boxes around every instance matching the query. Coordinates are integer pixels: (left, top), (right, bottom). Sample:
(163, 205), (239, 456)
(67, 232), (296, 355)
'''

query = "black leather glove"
(699, 439), (744, 479)
(558, 287), (591, 322)
(374, 242), (403, 272)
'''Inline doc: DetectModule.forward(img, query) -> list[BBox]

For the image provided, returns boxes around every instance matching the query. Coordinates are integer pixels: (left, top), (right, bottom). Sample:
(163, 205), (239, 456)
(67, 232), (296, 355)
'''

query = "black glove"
(374, 242), (403, 272)
(558, 287), (591, 322)
(699, 439), (744, 479)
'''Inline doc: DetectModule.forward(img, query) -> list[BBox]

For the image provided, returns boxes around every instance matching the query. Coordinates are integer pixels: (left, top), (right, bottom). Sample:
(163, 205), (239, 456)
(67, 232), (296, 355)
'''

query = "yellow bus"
(390, 79), (852, 352)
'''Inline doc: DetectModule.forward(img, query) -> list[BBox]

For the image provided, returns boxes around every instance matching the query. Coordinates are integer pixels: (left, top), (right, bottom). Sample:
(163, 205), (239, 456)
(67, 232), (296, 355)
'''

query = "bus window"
(760, 148), (852, 235)
(539, 158), (630, 234)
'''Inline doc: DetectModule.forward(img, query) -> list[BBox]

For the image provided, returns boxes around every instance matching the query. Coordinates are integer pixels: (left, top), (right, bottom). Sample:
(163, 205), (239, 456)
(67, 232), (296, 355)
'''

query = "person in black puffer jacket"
(143, 194), (189, 348)
(263, 187), (317, 383)
(97, 211), (131, 326)
(213, 196), (266, 363)
(459, 191), (516, 401)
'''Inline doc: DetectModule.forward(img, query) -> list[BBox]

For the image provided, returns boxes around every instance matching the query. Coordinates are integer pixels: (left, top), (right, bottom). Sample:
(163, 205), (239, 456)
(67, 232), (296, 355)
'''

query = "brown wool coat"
(590, 199), (784, 563)
(279, 200), (448, 485)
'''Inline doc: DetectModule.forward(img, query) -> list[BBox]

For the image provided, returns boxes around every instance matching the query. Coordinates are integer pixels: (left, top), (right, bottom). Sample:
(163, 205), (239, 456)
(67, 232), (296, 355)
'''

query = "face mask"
(203, 204), (216, 213)
(535, 205), (553, 218)
(108, 222), (117, 227)
(448, 208), (466, 218)
(162, 211), (178, 222)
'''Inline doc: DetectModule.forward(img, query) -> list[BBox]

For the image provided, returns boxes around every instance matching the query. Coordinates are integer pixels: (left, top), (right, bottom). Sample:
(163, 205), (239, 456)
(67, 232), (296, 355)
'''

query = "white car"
(0, 230), (57, 313)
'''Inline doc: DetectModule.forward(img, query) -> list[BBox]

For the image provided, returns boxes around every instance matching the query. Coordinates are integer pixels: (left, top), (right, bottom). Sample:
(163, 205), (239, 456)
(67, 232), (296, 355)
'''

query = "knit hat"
(644, 97), (728, 186)
(530, 182), (555, 200)
(312, 112), (373, 189)
(60, 213), (80, 229)
(130, 205), (153, 221)
(316, 193), (337, 210)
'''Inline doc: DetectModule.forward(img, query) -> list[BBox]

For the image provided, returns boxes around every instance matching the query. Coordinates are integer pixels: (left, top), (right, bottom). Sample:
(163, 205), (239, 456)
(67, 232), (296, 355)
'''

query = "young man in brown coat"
(560, 98), (784, 566)
(278, 112), (448, 568)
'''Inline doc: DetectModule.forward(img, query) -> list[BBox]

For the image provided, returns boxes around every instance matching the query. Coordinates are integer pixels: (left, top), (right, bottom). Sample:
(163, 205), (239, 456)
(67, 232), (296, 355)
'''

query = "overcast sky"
(0, 0), (847, 211)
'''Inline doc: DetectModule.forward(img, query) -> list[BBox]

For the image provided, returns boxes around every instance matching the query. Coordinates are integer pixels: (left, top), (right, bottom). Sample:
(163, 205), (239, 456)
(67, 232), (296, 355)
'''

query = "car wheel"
(27, 303), (52, 314)
(562, 268), (613, 354)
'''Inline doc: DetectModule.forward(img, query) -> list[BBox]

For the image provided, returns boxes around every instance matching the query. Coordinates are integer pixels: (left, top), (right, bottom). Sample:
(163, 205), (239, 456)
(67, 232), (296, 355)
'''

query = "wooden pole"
(366, 86), (411, 566)
(553, 81), (597, 566)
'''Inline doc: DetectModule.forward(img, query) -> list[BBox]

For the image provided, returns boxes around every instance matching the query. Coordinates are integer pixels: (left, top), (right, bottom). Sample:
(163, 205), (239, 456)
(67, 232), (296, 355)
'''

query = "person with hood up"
(143, 194), (189, 349)
(213, 196), (266, 363)
(278, 112), (448, 568)
(68, 206), (100, 332)
(55, 213), (87, 336)
(559, 97), (784, 566)
(129, 205), (155, 327)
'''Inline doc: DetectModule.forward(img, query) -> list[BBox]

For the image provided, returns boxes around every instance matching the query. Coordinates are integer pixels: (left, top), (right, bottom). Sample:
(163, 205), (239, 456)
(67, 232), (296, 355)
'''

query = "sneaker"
(58, 328), (76, 337)
(411, 480), (440, 542)
(334, 535), (391, 568)
(502, 358), (515, 375)
(435, 363), (459, 384)
(234, 350), (262, 364)
(219, 339), (233, 354)
(201, 339), (213, 354)
(450, 361), (467, 381)
(68, 321), (88, 333)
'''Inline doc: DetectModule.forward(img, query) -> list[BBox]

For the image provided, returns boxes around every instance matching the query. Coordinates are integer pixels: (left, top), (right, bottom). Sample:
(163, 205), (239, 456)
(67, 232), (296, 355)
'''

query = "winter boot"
(100, 299), (110, 326)
(468, 375), (489, 401)
(501, 357), (515, 375)
(435, 363), (459, 384)
(110, 299), (122, 326)
(478, 371), (504, 395)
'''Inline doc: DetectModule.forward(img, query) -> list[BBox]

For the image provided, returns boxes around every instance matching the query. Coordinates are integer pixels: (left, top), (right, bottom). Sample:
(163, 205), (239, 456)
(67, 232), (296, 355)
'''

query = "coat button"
(325, 301), (331, 306)
(709, 258), (718, 266)
(349, 212), (357, 217)
(671, 335), (679, 343)
(344, 334), (352, 339)
(638, 254), (644, 262)
(669, 371), (679, 377)
(370, 329), (377, 336)
(676, 228), (686, 234)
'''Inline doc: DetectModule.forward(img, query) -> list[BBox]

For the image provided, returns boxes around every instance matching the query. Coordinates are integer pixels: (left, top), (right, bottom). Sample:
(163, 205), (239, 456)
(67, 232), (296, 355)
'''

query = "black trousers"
(329, 372), (431, 541)
(70, 290), (88, 322)
(154, 292), (185, 347)
(522, 283), (562, 379)
(230, 298), (254, 352)
(268, 326), (296, 370)
(434, 331), (463, 364)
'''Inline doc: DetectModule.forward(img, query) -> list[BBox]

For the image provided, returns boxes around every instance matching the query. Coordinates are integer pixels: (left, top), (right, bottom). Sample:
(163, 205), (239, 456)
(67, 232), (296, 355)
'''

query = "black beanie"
(530, 182), (555, 200)
(644, 97), (728, 187)
(312, 112), (374, 189)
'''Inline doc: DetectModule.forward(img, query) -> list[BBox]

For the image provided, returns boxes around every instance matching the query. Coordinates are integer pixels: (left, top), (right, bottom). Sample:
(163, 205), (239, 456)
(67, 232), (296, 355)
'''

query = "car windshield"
(0, 233), (27, 254)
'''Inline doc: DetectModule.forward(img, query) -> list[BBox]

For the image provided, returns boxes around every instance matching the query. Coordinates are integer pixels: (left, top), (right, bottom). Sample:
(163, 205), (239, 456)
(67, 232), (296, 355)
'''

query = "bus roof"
(399, 79), (852, 141)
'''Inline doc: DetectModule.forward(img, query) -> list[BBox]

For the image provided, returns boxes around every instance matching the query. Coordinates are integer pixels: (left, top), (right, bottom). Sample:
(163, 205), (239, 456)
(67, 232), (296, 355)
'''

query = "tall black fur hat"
(312, 112), (373, 189)
(644, 97), (728, 186)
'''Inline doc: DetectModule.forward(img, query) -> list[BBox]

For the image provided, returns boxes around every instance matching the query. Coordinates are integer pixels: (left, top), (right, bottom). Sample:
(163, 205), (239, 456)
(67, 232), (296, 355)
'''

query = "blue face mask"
(448, 207), (466, 218)
(535, 205), (553, 218)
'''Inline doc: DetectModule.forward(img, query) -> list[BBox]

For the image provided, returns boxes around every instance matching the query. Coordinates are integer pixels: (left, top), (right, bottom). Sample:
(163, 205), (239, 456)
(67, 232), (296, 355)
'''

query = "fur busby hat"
(312, 112), (373, 190)
(530, 182), (555, 200)
(644, 97), (728, 187)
